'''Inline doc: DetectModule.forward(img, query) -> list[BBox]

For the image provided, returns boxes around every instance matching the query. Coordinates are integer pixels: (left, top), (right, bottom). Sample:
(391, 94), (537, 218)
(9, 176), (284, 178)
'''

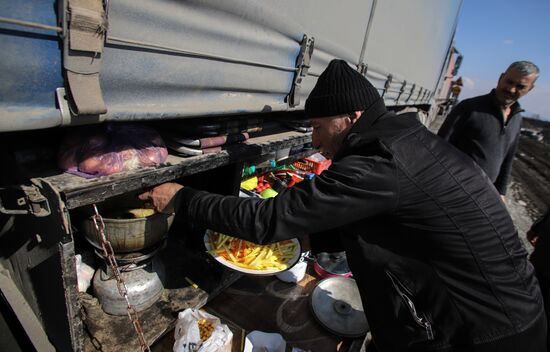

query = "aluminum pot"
(93, 259), (164, 315)
(313, 252), (352, 278)
(81, 210), (174, 253)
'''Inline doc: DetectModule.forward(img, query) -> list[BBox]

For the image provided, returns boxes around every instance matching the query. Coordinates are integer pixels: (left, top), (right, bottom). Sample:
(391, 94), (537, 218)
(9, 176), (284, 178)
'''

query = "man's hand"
(138, 183), (184, 214)
(526, 229), (539, 247)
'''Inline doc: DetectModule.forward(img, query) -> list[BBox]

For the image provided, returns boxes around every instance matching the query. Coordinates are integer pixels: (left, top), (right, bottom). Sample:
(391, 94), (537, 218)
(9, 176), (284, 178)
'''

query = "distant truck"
(0, 1), (463, 350)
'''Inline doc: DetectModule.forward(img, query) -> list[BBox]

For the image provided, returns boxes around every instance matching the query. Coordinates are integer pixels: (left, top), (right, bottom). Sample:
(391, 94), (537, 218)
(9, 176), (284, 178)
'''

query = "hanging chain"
(92, 204), (151, 352)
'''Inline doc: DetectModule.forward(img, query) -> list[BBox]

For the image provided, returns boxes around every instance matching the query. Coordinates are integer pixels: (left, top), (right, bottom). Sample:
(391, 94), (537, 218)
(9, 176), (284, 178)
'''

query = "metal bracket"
(421, 89), (428, 102)
(0, 184), (51, 217)
(381, 74), (392, 98)
(56, 87), (73, 126)
(357, 63), (368, 76)
(406, 84), (416, 102)
(396, 80), (407, 101)
(416, 87), (423, 102)
(287, 34), (315, 107)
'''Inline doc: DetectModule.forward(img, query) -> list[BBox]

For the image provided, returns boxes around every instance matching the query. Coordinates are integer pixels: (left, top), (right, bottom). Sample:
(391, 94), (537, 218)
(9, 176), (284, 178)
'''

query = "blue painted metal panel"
(0, 0), (63, 130)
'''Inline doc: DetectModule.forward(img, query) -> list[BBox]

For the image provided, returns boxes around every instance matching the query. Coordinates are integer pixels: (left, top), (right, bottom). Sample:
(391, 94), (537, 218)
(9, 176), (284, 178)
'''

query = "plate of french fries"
(204, 230), (301, 275)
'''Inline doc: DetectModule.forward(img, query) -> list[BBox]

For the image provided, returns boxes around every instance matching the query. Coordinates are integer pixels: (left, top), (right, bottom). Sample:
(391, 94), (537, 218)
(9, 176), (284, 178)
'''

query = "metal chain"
(92, 204), (151, 352)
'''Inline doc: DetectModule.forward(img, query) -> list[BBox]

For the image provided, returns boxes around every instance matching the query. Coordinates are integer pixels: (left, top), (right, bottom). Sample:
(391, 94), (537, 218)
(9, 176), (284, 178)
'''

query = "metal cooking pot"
(313, 252), (352, 278)
(93, 259), (164, 315)
(81, 210), (174, 253)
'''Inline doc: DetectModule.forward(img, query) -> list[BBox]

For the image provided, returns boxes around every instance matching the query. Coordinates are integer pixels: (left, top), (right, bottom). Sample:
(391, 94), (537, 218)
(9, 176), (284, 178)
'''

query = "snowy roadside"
(504, 181), (535, 254)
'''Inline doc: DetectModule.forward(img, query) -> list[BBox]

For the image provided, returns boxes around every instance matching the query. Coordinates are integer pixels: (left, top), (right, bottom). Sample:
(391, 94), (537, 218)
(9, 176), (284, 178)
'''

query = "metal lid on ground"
(310, 276), (369, 338)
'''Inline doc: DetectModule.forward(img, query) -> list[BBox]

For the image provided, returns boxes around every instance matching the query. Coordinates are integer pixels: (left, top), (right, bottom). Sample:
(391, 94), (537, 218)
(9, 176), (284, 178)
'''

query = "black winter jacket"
(176, 100), (543, 351)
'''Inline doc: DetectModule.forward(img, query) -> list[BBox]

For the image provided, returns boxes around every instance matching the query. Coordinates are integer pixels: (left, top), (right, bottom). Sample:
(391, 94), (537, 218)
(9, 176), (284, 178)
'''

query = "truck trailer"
(0, 1), (463, 350)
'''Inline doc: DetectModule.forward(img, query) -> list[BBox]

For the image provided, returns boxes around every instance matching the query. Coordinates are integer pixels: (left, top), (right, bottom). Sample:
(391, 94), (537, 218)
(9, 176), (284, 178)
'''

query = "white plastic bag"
(243, 330), (286, 352)
(173, 308), (233, 352)
(75, 254), (95, 292)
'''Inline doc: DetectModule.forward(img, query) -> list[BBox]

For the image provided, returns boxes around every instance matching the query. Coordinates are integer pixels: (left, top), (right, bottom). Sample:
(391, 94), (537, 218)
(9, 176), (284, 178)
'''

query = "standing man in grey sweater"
(438, 61), (539, 199)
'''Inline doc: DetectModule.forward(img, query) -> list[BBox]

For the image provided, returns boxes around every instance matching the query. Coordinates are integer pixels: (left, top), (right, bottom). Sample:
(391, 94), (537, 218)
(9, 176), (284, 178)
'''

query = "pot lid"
(310, 276), (369, 337)
(315, 252), (350, 275)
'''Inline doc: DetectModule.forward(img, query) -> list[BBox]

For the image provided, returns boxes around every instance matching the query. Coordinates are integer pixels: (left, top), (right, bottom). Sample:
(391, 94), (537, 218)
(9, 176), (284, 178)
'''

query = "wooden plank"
(42, 131), (312, 209)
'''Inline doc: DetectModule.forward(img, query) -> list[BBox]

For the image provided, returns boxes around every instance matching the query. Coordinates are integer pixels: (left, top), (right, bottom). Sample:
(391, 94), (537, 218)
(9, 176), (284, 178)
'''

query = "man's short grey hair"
(506, 61), (540, 78)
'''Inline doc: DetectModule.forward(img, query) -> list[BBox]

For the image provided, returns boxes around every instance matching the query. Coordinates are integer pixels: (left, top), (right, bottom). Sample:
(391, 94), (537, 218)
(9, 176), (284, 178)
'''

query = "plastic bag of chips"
(173, 308), (233, 352)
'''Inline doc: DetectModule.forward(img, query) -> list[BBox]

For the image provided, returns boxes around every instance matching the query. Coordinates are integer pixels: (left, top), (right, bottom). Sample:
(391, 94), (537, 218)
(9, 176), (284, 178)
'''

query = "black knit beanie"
(305, 59), (380, 118)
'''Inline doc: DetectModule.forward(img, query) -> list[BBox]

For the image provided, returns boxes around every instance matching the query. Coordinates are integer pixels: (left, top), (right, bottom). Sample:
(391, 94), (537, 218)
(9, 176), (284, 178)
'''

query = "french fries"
(127, 208), (155, 218)
(198, 319), (214, 341)
(207, 232), (297, 271)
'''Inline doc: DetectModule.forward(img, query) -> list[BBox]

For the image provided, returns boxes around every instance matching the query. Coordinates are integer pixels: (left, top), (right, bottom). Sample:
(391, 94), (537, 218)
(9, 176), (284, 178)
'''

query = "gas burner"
(94, 238), (166, 265)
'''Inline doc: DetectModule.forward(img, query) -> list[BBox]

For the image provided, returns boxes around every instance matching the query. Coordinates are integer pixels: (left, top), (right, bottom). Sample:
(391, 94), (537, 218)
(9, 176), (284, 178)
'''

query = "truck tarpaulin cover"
(0, 0), (462, 132)
(57, 123), (168, 177)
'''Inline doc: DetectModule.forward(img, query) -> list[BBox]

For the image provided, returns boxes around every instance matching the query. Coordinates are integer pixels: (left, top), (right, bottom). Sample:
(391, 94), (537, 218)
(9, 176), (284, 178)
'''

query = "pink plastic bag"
(58, 123), (168, 177)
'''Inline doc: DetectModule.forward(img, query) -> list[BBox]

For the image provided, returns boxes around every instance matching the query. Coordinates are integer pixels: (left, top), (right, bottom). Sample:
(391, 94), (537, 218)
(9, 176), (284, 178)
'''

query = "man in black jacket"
(437, 61), (539, 198)
(142, 60), (546, 351)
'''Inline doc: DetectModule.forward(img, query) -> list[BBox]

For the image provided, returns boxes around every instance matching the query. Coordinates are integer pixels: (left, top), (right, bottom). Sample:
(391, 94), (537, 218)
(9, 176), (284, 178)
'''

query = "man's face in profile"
(310, 114), (351, 159)
(495, 68), (537, 107)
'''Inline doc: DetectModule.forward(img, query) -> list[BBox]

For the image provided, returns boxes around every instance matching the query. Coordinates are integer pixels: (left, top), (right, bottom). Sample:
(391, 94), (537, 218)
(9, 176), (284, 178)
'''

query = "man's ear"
(349, 111), (363, 123)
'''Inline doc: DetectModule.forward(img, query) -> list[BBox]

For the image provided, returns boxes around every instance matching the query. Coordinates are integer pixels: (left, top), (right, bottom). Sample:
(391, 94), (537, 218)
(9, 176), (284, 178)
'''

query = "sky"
(453, 0), (550, 120)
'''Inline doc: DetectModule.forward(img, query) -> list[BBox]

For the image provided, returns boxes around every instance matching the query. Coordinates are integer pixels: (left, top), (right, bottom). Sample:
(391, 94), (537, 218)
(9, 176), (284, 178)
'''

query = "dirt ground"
(429, 116), (550, 253)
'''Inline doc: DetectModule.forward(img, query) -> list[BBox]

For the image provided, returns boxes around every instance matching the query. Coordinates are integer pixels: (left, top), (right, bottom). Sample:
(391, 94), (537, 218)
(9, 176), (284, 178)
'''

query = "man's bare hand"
(526, 230), (539, 247)
(138, 183), (184, 214)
